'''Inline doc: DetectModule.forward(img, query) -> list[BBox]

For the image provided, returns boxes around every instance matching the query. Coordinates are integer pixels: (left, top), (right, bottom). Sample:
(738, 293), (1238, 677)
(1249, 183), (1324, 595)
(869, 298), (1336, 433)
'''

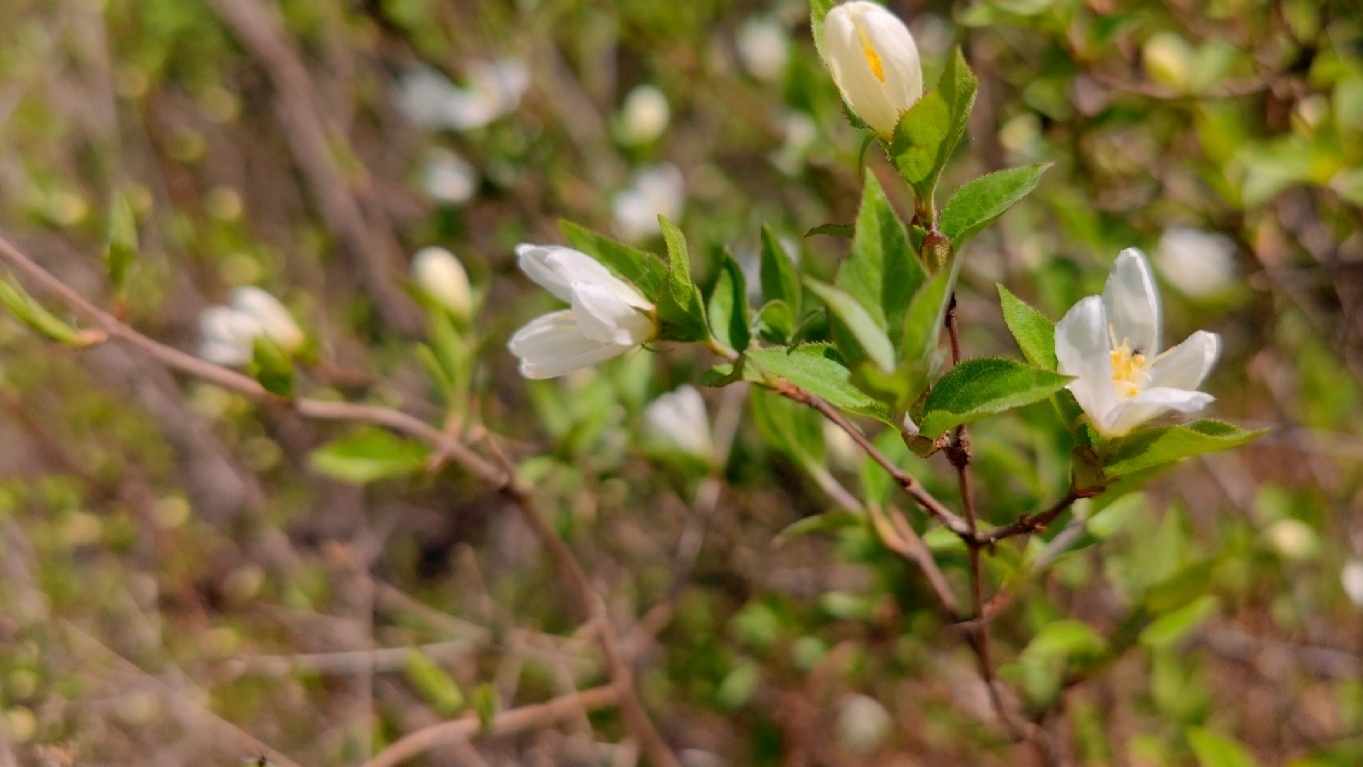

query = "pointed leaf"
(901, 257), (962, 363)
(809, 0), (837, 62)
(1186, 728), (1259, 767)
(249, 336), (295, 397)
(707, 253), (750, 353)
(805, 278), (894, 372)
(998, 285), (1057, 370)
(656, 216), (710, 342)
(761, 225), (801, 314)
(940, 164), (1050, 248)
(804, 223), (854, 239)
(774, 510), (864, 546)
(747, 344), (893, 423)
(0, 276), (95, 346)
(888, 47), (978, 203)
(1102, 420), (1267, 478)
(919, 357), (1072, 437)
(560, 219), (666, 298)
(104, 192), (138, 295)
(310, 427), (432, 484)
(756, 300), (795, 344)
(835, 173), (925, 350)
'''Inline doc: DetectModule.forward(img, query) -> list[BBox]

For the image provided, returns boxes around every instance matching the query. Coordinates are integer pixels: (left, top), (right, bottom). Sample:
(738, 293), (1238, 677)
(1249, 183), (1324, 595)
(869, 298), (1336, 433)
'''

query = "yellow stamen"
(1108, 324), (1149, 399)
(856, 23), (886, 82)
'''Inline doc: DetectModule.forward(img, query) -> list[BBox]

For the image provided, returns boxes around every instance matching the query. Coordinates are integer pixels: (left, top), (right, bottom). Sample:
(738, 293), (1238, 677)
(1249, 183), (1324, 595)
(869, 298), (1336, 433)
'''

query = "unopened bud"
(823, 2), (923, 138)
(412, 246), (473, 319)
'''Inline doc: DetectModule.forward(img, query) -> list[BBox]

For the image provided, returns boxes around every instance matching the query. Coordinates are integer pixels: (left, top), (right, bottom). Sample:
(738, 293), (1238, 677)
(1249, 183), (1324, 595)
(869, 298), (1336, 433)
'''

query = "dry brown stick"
(361, 686), (619, 767)
(977, 489), (1082, 545)
(206, 0), (422, 335)
(866, 503), (961, 618)
(0, 232), (678, 767)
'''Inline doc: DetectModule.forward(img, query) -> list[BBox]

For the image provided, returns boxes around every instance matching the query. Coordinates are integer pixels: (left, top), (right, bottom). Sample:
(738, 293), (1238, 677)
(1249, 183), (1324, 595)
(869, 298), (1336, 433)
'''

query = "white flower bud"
(230, 287), (305, 352)
(1264, 519), (1320, 562)
(412, 246), (473, 319)
(836, 694), (892, 754)
(197, 287), (304, 367)
(644, 385), (714, 461)
(823, 2), (923, 138)
(616, 84), (671, 146)
(737, 16), (790, 82)
(1342, 560), (1363, 608)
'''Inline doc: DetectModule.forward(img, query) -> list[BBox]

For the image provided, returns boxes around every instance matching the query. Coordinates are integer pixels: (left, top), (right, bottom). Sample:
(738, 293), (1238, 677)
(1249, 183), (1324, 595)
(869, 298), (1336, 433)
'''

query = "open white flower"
(412, 246), (472, 319)
(1055, 249), (1221, 437)
(395, 59), (529, 132)
(737, 16), (790, 81)
(508, 245), (655, 379)
(644, 385), (714, 460)
(611, 163), (685, 243)
(198, 287), (304, 367)
(615, 84), (671, 146)
(823, 2), (923, 138)
(1156, 227), (1238, 298)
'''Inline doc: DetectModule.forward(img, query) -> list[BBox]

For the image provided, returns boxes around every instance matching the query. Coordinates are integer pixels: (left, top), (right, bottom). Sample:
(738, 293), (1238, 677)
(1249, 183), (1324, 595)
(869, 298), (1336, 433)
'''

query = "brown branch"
(361, 686), (619, 767)
(867, 503), (961, 618)
(0, 232), (678, 767)
(976, 489), (1081, 546)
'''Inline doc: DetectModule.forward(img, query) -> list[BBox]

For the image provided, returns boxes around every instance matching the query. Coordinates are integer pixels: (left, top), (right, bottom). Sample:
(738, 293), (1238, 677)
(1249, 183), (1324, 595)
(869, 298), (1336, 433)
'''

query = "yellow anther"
(857, 24), (886, 82)
(1108, 325), (1149, 399)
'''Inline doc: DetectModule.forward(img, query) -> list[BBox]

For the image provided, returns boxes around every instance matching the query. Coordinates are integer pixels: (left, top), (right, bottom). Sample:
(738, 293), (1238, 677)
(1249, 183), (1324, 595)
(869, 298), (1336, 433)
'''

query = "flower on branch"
(823, 1), (922, 138)
(198, 287), (305, 367)
(1055, 249), (1220, 437)
(507, 245), (655, 379)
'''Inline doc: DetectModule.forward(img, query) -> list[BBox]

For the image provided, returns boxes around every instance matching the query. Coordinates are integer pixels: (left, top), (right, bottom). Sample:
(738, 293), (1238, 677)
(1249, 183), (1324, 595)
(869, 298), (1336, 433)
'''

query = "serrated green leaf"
(0, 276), (90, 346)
(919, 357), (1072, 437)
(850, 358), (930, 413)
(656, 216), (710, 342)
(940, 164), (1050, 248)
(403, 649), (465, 716)
(560, 219), (665, 299)
(309, 427), (432, 484)
(809, 0), (836, 62)
(888, 46), (978, 205)
(747, 344), (893, 424)
(761, 225), (801, 315)
(104, 193), (138, 295)
(836, 173), (926, 351)
(998, 285), (1057, 370)
(805, 278), (894, 372)
(901, 257), (961, 363)
(1102, 420), (1267, 478)
(756, 300), (795, 344)
(1187, 727), (1259, 767)
(1141, 595), (1220, 649)
(249, 336), (295, 397)
(804, 223), (854, 239)
(708, 253), (750, 353)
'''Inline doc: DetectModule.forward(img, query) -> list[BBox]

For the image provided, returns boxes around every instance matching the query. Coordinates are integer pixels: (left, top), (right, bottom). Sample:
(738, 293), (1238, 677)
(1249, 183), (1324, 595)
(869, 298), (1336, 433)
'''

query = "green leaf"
(888, 46), (978, 205)
(901, 257), (962, 363)
(756, 300), (795, 344)
(1186, 727), (1259, 767)
(656, 216), (710, 342)
(747, 344), (893, 424)
(919, 358), (1072, 438)
(804, 223), (854, 239)
(403, 649), (465, 716)
(850, 358), (930, 413)
(560, 219), (665, 299)
(774, 509), (864, 546)
(1024, 619), (1108, 661)
(707, 253), (750, 353)
(104, 193), (138, 295)
(248, 336), (295, 397)
(1102, 420), (1268, 478)
(761, 225), (802, 314)
(310, 427), (432, 484)
(940, 164), (1050, 249)
(808, 0), (837, 62)
(1141, 595), (1220, 649)
(805, 278), (894, 372)
(1144, 558), (1217, 614)
(997, 285), (1057, 370)
(835, 173), (926, 351)
(0, 276), (92, 346)
(750, 386), (825, 466)
(471, 683), (499, 731)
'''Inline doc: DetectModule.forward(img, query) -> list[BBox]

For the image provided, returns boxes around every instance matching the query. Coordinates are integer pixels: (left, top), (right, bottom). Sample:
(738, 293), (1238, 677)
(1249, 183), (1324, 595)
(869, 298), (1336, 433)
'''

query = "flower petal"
(644, 385), (713, 458)
(516, 244), (651, 309)
(1147, 330), (1220, 391)
(230, 287), (304, 351)
(1103, 386), (1215, 437)
(507, 310), (634, 379)
(1054, 295), (1114, 427)
(1101, 248), (1161, 355)
(571, 282), (655, 345)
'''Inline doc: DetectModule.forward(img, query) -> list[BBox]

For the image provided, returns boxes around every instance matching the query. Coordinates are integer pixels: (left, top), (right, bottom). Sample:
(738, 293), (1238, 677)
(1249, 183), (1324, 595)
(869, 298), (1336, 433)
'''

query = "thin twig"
(867, 503), (961, 618)
(976, 489), (1082, 545)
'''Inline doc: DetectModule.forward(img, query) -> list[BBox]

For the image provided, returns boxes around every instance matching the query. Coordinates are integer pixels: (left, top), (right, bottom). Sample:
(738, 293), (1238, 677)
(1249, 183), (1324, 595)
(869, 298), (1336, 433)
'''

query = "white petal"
(412, 246), (472, 317)
(1147, 330), (1220, 392)
(230, 287), (304, 351)
(644, 385), (713, 458)
(1054, 295), (1114, 427)
(823, 2), (921, 137)
(1102, 386), (1214, 437)
(507, 310), (634, 379)
(570, 282), (654, 345)
(198, 338), (251, 367)
(1102, 248), (1161, 355)
(515, 245), (616, 303)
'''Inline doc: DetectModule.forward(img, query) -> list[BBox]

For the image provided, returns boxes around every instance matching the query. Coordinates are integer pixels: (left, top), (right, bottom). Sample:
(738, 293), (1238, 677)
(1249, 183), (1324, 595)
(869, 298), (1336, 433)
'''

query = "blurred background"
(0, 0), (1361, 765)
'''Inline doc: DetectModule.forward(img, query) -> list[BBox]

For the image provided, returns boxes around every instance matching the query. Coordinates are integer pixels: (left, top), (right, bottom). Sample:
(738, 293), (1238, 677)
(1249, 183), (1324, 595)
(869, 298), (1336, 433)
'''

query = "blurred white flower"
(421, 148), (478, 205)
(836, 694), (892, 754)
(823, 2), (923, 138)
(615, 84), (671, 146)
(1342, 560), (1363, 608)
(395, 58), (529, 132)
(412, 246), (472, 319)
(508, 245), (655, 379)
(1055, 249), (1220, 437)
(1156, 227), (1238, 298)
(1264, 518), (1320, 561)
(198, 287), (304, 367)
(736, 16), (789, 81)
(611, 163), (685, 243)
(645, 385), (714, 460)
(823, 420), (862, 472)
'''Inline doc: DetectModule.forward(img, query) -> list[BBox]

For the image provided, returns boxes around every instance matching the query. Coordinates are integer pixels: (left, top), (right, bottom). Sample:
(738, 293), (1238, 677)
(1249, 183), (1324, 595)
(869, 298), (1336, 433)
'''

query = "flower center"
(856, 23), (886, 82)
(1108, 325), (1149, 399)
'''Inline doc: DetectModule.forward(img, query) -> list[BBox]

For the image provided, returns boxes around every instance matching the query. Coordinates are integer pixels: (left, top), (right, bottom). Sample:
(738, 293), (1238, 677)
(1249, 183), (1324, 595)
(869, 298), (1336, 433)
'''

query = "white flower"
(644, 385), (714, 460)
(1155, 227), (1238, 298)
(412, 246), (472, 318)
(395, 59), (529, 132)
(198, 287), (304, 367)
(836, 694), (892, 754)
(611, 163), (685, 243)
(421, 148), (478, 205)
(1342, 560), (1363, 608)
(507, 245), (655, 379)
(737, 16), (789, 81)
(1264, 519), (1320, 561)
(822, 2), (923, 138)
(1055, 249), (1221, 437)
(615, 84), (671, 146)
